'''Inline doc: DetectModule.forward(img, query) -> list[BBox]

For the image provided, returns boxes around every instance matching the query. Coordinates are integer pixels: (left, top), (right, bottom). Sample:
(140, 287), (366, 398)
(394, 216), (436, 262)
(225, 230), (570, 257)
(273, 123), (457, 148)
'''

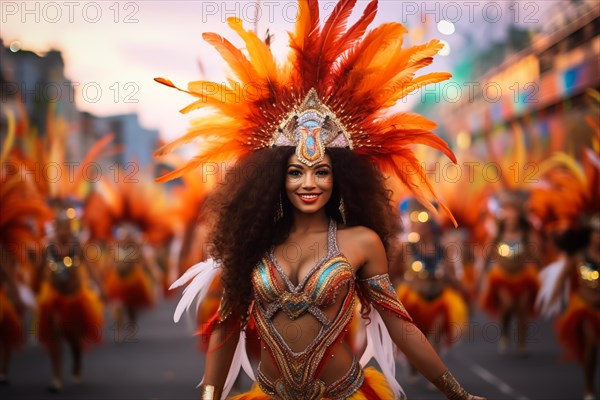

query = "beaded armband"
(199, 384), (222, 400)
(358, 273), (412, 322)
(432, 370), (476, 400)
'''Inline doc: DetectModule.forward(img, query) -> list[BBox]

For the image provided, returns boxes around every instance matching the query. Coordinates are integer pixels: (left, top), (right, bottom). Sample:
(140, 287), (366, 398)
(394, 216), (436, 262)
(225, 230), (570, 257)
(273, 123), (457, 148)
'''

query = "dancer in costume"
(84, 176), (167, 340)
(435, 155), (492, 311)
(534, 146), (600, 400)
(36, 203), (105, 392)
(0, 247), (25, 385)
(479, 190), (541, 355)
(395, 198), (469, 383)
(0, 112), (56, 384)
(553, 216), (600, 400)
(555, 214), (600, 400)
(157, 1), (486, 399)
(0, 157), (53, 383)
(105, 223), (158, 338)
(1, 78), (113, 392)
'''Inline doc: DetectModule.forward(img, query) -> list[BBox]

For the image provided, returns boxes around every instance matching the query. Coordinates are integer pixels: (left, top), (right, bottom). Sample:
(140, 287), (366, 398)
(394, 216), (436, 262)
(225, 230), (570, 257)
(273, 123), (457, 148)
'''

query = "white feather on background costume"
(170, 258), (256, 399)
(535, 256), (569, 318)
(359, 307), (405, 399)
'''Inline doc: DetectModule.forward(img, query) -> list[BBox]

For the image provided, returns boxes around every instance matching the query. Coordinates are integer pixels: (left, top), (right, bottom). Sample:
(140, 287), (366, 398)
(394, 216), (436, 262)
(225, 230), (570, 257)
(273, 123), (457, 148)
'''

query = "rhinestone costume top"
(251, 219), (362, 399)
(46, 241), (81, 283)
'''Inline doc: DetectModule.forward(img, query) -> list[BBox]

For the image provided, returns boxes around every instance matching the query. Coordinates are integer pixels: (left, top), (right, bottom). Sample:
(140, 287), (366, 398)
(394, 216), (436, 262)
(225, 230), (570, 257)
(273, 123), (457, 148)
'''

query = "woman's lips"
(297, 193), (321, 203)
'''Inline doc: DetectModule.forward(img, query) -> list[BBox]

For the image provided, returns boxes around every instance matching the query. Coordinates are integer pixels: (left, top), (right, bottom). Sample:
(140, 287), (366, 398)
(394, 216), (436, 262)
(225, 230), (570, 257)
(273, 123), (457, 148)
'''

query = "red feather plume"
(155, 0), (455, 220)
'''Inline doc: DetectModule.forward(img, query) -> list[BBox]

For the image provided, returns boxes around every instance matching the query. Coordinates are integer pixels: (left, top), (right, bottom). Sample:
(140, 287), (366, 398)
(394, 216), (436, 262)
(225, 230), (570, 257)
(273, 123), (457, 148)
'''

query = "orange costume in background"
(83, 175), (174, 315)
(0, 151), (54, 380)
(556, 292), (600, 362)
(396, 239), (468, 345)
(397, 285), (467, 344)
(36, 237), (104, 349)
(104, 264), (155, 310)
(480, 261), (539, 316)
(529, 137), (600, 399)
(37, 281), (104, 349)
(476, 119), (543, 319)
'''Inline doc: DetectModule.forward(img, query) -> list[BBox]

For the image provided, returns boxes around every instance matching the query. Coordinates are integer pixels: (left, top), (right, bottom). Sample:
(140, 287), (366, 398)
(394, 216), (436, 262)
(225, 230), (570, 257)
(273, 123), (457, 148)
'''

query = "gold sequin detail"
(358, 273), (412, 321)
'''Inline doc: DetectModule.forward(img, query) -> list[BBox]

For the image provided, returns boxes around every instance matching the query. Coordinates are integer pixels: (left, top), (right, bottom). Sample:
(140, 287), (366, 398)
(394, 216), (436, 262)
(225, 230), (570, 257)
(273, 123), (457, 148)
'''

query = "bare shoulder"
(337, 224), (382, 248)
(337, 224), (386, 272)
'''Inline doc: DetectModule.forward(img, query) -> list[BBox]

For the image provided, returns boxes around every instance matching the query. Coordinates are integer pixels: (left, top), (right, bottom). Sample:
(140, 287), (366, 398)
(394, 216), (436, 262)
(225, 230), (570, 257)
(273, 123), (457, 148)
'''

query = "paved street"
(0, 296), (584, 399)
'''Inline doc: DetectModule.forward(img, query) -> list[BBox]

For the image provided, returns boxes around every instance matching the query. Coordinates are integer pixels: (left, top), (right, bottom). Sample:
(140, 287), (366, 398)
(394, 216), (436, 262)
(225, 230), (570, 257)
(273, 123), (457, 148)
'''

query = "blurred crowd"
(0, 85), (599, 399)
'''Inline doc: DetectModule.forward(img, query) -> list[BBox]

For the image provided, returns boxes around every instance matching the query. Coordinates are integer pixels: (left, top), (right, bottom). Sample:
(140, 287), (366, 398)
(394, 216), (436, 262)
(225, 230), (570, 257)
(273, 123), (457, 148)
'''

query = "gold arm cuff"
(199, 384), (222, 400)
(358, 273), (412, 321)
(432, 370), (473, 400)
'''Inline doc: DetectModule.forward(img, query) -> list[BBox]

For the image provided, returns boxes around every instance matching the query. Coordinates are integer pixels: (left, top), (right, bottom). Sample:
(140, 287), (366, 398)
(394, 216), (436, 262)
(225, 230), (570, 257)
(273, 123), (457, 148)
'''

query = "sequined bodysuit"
(496, 237), (527, 272)
(404, 241), (446, 301)
(251, 219), (362, 400)
(46, 240), (81, 293)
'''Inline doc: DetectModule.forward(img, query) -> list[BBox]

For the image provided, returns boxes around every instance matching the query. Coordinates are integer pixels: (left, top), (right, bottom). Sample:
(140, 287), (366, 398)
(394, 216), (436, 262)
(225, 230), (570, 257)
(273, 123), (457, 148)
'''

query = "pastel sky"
(2, 0), (560, 143)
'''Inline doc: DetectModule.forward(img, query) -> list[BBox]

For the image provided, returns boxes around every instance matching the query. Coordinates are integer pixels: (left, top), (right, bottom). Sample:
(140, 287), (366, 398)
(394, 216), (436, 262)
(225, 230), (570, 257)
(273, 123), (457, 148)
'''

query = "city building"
(438, 5), (600, 159)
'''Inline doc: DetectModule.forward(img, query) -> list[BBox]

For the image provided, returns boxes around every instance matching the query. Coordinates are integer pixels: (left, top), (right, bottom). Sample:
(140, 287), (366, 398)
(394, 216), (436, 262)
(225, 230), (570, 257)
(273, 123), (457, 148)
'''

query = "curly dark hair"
(203, 146), (401, 324)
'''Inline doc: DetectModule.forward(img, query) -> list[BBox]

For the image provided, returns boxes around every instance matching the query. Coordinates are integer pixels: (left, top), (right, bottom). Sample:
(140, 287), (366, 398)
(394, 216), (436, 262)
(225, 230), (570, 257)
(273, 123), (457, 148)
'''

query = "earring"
(339, 197), (347, 224)
(275, 193), (283, 221)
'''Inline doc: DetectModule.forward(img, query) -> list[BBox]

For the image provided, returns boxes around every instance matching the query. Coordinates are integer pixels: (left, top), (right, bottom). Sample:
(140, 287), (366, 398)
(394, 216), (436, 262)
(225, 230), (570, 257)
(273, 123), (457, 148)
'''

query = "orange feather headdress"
(154, 0), (455, 219)
(83, 175), (174, 246)
(529, 149), (600, 233)
(1, 110), (53, 264)
(529, 89), (600, 233)
(0, 157), (54, 264)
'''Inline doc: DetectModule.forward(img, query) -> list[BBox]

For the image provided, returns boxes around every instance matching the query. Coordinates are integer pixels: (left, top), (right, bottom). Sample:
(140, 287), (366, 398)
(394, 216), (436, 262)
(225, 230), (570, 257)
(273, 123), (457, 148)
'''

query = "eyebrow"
(287, 163), (332, 169)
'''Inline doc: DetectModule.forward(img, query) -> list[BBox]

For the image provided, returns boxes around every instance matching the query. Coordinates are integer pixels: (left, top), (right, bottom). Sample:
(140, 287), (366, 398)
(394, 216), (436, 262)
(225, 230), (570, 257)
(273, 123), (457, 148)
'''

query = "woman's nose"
(302, 172), (316, 189)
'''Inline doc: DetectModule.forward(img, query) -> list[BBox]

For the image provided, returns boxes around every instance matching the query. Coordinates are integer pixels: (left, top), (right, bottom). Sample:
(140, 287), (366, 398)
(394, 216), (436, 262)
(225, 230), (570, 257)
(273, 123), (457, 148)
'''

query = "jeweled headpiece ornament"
(273, 88), (352, 166)
(154, 0), (456, 219)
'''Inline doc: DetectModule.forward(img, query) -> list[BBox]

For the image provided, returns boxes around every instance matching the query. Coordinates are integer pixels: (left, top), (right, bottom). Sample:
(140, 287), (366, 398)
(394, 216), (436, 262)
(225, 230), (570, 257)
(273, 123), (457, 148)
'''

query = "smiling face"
(285, 153), (333, 215)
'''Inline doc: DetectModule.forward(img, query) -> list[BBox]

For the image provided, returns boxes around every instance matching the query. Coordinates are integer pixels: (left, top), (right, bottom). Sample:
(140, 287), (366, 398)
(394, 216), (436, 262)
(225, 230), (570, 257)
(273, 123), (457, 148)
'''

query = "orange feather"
(202, 32), (263, 87)
(154, 0), (455, 220)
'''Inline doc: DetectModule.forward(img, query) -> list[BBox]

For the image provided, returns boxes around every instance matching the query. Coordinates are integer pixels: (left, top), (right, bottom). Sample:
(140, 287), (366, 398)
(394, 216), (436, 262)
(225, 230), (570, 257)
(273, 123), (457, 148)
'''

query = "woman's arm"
(139, 243), (162, 282)
(439, 237), (467, 295)
(474, 237), (495, 294)
(357, 228), (485, 400)
(200, 312), (241, 399)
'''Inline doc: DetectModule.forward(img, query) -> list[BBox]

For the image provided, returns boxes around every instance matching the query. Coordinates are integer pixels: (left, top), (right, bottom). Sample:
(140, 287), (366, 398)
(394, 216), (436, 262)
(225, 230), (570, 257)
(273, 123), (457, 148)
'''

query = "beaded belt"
(256, 358), (364, 400)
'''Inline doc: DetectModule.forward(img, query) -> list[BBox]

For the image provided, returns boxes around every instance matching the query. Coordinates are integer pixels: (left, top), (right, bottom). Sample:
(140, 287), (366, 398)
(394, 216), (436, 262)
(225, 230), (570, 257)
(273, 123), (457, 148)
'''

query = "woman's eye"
(288, 170), (301, 177)
(316, 170), (330, 176)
